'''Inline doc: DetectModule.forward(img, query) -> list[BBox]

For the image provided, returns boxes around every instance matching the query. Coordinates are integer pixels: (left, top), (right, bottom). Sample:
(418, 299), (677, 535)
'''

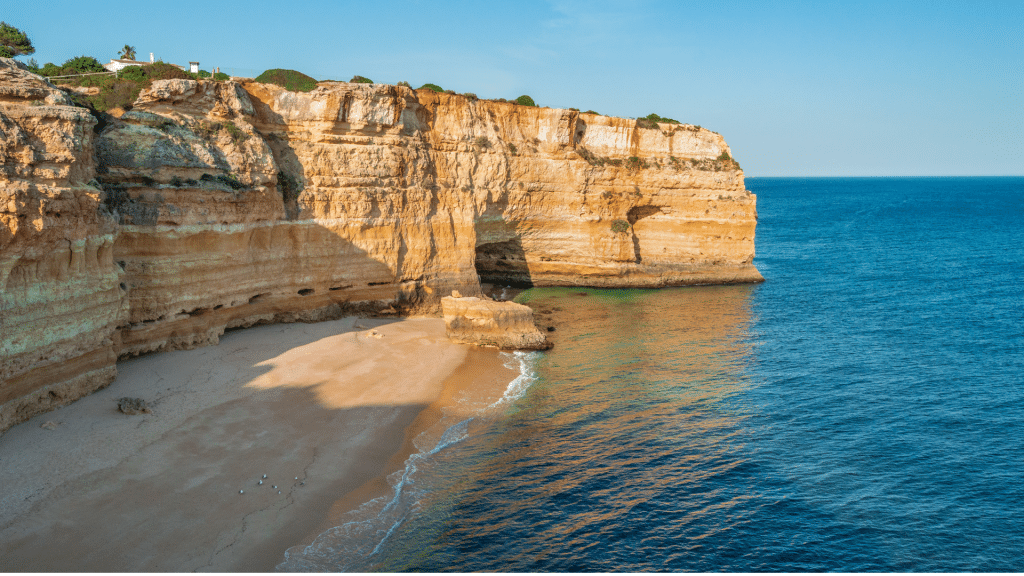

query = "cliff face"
(416, 93), (760, 288)
(0, 58), (760, 431)
(0, 60), (126, 430)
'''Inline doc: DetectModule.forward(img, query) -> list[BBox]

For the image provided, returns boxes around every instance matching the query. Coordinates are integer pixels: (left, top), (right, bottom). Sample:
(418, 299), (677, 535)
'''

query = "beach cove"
(0, 316), (518, 571)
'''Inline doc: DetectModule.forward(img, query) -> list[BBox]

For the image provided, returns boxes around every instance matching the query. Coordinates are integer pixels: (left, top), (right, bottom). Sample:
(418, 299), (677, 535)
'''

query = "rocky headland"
(0, 57), (760, 431)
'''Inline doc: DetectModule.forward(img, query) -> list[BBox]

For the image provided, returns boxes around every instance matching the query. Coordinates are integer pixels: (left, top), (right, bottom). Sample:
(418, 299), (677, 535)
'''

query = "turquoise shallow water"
(281, 177), (1024, 571)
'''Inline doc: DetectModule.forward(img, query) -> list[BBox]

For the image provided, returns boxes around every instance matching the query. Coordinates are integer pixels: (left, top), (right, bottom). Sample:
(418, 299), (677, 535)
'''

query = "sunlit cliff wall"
(1, 60), (126, 429)
(0, 58), (760, 431)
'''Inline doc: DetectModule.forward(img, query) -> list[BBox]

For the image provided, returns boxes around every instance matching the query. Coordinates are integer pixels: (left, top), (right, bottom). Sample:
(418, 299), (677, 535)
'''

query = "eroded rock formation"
(1, 57), (761, 431)
(441, 294), (550, 350)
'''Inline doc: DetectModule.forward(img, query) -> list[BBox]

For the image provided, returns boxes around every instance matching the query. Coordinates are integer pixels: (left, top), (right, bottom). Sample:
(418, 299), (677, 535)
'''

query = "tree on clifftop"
(0, 22), (35, 58)
(515, 94), (537, 107)
(118, 44), (137, 60)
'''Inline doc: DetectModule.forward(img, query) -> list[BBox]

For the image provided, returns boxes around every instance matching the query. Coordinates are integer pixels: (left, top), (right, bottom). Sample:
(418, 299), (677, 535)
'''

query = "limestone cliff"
(1, 57), (760, 431)
(1, 59), (125, 430)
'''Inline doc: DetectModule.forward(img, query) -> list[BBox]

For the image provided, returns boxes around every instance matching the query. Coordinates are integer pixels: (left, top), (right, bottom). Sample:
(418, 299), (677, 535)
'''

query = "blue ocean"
(280, 177), (1024, 571)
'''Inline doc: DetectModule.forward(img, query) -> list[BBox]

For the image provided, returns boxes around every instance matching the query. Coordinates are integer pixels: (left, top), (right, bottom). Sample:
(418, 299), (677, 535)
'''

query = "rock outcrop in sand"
(1, 57), (761, 431)
(442, 294), (550, 350)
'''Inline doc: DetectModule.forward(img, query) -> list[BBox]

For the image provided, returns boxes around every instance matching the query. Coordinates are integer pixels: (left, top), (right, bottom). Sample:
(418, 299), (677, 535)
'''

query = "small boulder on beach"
(117, 397), (152, 415)
(441, 295), (551, 350)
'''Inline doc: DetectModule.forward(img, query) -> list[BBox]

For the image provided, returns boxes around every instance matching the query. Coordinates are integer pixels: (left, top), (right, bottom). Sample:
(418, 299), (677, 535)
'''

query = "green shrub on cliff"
(36, 62), (61, 76)
(90, 79), (146, 112)
(222, 121), (248, 145)
(59, 60), (203, 112)
(255, 68), (317, 92)
(625, 156), (648, 171)
(640, 113), (680, 126)
(119, 65), (147, 81)
(717, 151), (741, 170)
(59, 55), (105, 74)
(515, 94), (536, 107)
(419, 83), (444, 93)
(611, 219), (631, 233)
(350, 75), (373, 84)
(0, 22), (35, 58)
(145, 61), (191, 81)
(56, 71), (143, 112)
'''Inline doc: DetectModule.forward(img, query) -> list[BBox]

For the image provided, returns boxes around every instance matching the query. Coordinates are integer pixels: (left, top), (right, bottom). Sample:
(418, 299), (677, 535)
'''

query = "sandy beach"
(0, 316), (517, 572)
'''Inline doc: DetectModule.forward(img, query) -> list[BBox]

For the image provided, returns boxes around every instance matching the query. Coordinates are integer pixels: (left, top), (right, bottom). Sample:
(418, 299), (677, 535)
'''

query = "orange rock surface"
(1, 58), (761, 431)
(441, 295), (550, 351)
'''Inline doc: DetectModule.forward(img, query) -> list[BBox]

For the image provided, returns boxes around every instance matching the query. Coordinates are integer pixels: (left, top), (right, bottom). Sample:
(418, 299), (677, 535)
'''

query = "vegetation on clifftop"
(2, 21), (728, 147)
(0, 21), (34, 58)
(34, 55), (104, 76)
(254, 68), (318, 92)
(515, 95), (537, 107)
(3, 25), (740, 170)
(636, 113), (681, 129)
(55, 61), (194, 112)
(717, 151), (741, 170)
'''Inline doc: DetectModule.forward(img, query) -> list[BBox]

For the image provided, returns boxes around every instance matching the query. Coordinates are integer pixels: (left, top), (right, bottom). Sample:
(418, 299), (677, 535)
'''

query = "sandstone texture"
(1, 57), (761, 431)
(1, 59), (124, 431)
(442, 295), (550, 350)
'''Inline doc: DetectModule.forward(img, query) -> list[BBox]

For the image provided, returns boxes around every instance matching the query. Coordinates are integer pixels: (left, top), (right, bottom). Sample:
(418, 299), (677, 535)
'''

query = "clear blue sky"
(6, 0), (1022, 176)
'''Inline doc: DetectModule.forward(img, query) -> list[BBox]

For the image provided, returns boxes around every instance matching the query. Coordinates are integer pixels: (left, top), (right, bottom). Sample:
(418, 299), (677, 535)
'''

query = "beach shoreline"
(0, 315), (517, 572)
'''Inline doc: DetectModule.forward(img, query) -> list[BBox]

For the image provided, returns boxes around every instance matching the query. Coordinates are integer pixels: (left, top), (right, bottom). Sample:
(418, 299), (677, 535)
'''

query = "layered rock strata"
(1, 57), (761, 431)
(441, 294), (550, 350)
(0, 60), (125, 431)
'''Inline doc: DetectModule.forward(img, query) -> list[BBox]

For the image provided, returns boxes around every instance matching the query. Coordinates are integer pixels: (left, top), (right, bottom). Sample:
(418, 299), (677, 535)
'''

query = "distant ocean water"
(280, 177), (1024, 572)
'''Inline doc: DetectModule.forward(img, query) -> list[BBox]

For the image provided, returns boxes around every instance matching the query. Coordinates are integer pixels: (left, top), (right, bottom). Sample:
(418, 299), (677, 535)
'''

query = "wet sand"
(0, 316), (516, 572)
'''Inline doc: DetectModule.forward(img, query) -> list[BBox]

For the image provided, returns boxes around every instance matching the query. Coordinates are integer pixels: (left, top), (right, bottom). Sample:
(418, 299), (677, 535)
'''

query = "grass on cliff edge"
(254, 69), (318, 92)
(636, 113), (680, 129)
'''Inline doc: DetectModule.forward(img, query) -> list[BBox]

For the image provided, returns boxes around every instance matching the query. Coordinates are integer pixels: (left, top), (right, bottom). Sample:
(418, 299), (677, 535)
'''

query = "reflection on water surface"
(359, 285), (766, 572)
